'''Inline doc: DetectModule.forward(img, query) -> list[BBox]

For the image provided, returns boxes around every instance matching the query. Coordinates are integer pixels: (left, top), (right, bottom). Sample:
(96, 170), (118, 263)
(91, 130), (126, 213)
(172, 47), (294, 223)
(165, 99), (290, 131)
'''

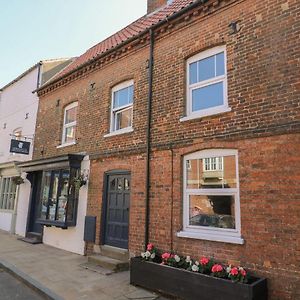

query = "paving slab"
(0, 231), (168, 300)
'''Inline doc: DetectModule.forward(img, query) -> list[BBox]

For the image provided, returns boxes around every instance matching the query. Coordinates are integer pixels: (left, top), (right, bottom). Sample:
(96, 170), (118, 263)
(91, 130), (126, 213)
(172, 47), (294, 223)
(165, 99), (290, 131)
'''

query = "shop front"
(18, 154), (90, 254)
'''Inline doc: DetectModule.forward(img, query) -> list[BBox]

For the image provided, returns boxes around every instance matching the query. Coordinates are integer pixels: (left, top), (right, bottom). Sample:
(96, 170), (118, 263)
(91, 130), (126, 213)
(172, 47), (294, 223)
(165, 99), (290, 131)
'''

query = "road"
(0, 269), (44, 300)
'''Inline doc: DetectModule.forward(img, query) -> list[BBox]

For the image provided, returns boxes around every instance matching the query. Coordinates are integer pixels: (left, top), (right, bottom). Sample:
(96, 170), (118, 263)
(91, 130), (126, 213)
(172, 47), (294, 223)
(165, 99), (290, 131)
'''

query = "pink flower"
(212, 264), (223, 273)
(240, 269), (247, 277)
(147, 243), (154, 251)
(200, 257), (209, 265)
(230, 267), (239, 276)
(162, 252), (171, 260)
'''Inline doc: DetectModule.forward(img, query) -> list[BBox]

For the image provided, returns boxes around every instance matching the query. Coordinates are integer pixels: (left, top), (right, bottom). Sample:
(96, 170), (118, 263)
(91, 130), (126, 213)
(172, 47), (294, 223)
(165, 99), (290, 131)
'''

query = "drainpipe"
(145, 29), (154, 250)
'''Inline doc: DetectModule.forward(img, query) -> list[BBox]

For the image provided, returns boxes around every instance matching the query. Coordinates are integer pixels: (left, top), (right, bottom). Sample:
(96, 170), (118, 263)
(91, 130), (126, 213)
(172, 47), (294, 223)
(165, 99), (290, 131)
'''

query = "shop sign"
(9, 139), (30, 155)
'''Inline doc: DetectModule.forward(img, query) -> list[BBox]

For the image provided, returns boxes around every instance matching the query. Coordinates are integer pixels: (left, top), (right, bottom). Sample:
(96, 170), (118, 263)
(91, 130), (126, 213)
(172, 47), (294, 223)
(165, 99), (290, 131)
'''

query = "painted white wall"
(0, 66), (39, 163)
(0, 211), (13, 231)
(0, 66), (39, 235)
(15, 179), (31, 237)
(43, 157), (90, 255)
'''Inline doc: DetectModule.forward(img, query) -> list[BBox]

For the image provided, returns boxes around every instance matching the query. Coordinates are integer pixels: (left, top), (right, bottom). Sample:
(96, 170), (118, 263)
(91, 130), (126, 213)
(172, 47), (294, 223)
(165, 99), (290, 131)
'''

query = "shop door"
(104, 172), (130, 249)
(28, 172), (43, 234)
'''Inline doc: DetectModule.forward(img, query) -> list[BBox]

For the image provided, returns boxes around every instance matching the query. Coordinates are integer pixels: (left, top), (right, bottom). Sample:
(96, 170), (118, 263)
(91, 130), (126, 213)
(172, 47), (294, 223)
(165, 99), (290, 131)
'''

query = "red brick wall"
(146, 133), (300, 300)
(34, 0), (300, 299)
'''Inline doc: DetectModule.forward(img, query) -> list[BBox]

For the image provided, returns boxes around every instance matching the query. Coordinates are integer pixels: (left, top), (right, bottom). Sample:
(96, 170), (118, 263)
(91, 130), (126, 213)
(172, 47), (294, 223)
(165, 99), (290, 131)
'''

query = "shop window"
(38, 168), (79, 227)
(177, 149), (243, 244)
(0, 177), (17, 210)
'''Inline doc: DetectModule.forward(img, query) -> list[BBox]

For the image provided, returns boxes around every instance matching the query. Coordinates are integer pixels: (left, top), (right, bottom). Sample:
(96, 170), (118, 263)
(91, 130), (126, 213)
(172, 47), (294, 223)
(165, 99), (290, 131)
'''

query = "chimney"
(147, 0), (170, 14)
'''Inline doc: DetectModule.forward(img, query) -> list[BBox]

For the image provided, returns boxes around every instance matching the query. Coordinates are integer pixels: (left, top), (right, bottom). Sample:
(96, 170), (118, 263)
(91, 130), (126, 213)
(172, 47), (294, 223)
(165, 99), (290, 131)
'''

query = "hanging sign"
(9, 139), (30, 155)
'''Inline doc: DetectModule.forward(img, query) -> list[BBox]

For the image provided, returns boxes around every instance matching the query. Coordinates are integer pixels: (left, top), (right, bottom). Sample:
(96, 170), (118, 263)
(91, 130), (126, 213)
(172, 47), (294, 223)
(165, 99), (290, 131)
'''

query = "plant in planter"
(141, 243), (160, 262)
(12, 176), (24, 185)
(72, 173), (87, 191)
(130, 244), (268, 300)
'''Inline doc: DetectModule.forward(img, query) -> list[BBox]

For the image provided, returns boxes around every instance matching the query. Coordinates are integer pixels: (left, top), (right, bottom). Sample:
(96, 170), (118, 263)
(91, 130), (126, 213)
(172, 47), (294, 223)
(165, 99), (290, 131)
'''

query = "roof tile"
(52, 0), (197, 81)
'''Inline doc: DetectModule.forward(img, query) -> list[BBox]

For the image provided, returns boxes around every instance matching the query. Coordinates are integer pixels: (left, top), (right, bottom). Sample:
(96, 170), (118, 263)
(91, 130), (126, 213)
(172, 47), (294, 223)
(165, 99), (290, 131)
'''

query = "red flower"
(200, 257), (209, 265)
(240, 269), (247, 277)
(212, 264), (223, 273)
(147, 243), (154, 251)
(162, 252), (171, 260)
(230, 267), (239, 276)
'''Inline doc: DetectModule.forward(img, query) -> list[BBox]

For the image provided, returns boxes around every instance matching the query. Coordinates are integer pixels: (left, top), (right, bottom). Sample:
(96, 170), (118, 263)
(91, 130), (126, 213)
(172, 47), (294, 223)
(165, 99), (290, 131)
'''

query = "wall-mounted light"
(229, 20), (241, 35)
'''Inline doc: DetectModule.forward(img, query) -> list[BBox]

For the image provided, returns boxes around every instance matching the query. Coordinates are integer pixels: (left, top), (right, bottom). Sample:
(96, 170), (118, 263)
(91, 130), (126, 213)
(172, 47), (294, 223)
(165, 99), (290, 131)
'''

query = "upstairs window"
(110, 80), (134, 133)
(186, 46), (229, 119)
(62, 102), (78, 144)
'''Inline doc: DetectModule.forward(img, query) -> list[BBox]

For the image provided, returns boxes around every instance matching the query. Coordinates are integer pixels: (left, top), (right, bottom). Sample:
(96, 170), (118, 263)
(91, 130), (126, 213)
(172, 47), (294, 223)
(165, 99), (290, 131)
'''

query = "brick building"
(20, 0), (299, 299)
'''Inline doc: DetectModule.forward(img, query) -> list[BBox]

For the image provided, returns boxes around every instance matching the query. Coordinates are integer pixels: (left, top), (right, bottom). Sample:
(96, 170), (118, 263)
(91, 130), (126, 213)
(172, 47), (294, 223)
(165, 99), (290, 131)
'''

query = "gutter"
(36, 0), (208, 94)
(145, 28), (154, 250)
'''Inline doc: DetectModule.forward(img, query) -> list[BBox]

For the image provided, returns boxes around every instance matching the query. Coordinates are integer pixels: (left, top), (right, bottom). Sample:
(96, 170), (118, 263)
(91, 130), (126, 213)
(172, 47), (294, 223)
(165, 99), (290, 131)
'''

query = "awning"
(18, 154), (84, 172)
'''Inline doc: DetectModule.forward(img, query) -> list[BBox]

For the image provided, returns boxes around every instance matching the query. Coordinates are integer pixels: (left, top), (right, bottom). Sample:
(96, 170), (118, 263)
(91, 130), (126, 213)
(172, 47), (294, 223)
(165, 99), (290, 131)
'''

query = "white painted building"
(0, 59), (73, 236)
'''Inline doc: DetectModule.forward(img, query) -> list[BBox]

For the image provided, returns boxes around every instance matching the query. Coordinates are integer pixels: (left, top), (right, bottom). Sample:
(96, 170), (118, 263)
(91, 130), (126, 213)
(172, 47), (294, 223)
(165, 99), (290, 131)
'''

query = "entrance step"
(100, 245), (129, 261)
(88, 255), (129, 272)
(19, 232), (42, 245)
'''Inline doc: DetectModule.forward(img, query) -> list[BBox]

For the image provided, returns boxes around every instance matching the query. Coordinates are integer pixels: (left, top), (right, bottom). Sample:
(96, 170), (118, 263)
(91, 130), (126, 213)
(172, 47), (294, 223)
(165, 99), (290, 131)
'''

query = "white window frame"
(109, 80), (134, 135)
(177, 149), (244, 244)
(181, 46), (230, 122)
(61, 102), (78, 146)
(0, 177), (17, 211)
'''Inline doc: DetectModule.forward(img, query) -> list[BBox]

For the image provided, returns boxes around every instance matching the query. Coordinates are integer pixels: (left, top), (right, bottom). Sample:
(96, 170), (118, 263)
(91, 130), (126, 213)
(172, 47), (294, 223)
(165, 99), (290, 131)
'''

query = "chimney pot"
(147, 0), (171, 14)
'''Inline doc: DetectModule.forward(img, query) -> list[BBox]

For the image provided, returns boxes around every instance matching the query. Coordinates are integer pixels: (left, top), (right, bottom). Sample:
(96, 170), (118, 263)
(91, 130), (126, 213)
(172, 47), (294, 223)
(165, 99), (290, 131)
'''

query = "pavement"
(0, 231), (168, 300)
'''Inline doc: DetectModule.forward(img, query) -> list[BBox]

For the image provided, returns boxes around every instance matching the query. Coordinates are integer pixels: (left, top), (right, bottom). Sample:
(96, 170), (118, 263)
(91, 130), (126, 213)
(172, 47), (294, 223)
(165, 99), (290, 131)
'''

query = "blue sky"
(0, 0), (147, 87)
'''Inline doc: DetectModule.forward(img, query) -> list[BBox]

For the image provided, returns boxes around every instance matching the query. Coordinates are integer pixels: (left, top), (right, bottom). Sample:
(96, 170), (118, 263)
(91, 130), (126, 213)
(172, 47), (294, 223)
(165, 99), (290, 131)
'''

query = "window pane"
(198, 55), (215, 81)
(186, 155), (236, 189)
(65, 106), (77, 124)
(40, 171), (51, 220)
(114, 85), (133, 108)
(56, 171), (69, 222)
(189, 62), (198, 84)
(216, 52), (225, 76)
(192, 82), (224, 111)
(189, 195), (235, 229)
(64, 126), (76, 143)
(48, 172), (59, 221)
(116, 108), (132, 130)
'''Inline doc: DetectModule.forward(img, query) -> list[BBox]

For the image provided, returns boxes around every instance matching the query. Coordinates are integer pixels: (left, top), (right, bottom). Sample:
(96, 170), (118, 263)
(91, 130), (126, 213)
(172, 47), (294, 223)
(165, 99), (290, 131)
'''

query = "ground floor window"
(0, 177), (17, 210)
(177, 149), (243, 244)
(38, 168), (79, 227)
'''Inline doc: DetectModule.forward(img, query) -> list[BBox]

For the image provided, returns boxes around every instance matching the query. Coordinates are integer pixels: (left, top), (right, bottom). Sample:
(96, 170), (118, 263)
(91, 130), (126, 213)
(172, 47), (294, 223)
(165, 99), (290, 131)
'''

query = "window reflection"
(189, 195), (235, 229)
(186, 155), (236, 189)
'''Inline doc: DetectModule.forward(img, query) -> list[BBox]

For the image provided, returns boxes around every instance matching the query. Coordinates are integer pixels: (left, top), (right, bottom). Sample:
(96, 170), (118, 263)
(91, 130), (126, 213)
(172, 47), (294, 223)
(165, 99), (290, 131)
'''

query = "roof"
(51, 0), (199, 82)
(0, 58), (74, 92)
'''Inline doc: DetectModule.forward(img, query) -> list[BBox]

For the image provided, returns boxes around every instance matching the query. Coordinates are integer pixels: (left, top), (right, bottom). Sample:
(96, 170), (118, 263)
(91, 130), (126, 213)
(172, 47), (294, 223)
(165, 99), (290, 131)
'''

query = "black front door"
(28, 172), (43, 234)
(104, 172), (130, 249)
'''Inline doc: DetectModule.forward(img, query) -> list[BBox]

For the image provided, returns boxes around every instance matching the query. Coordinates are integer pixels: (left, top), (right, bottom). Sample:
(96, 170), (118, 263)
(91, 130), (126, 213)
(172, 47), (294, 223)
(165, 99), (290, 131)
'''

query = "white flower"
(174, 255), (180, 263)
(145, 251), (151, 258)
(226, 266), (232, 273)
(150, 253), (155, 259)
(141, 252), (146, 258)
(195, 261), (199, 266)
(191, 264), (199, 272)
(185, 256), (191, 263)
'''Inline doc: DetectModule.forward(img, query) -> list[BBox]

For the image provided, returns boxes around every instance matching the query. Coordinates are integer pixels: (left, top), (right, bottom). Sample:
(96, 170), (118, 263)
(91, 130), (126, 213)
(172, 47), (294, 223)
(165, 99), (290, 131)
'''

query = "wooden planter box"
(130, 257), (267, 300)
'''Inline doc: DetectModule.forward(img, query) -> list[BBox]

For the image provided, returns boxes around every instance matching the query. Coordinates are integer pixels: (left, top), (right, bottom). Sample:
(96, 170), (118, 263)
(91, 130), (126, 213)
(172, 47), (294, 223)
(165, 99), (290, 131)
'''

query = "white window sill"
(180, 107), (231, 122)
(177, 230), (244, 245)
(104, 127), (133, 138)
(56, 142), (76, 149)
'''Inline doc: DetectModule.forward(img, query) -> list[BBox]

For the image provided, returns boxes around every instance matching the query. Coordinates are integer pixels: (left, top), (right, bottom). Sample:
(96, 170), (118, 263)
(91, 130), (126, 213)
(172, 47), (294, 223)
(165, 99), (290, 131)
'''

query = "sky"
(0, 0), (147, 87)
